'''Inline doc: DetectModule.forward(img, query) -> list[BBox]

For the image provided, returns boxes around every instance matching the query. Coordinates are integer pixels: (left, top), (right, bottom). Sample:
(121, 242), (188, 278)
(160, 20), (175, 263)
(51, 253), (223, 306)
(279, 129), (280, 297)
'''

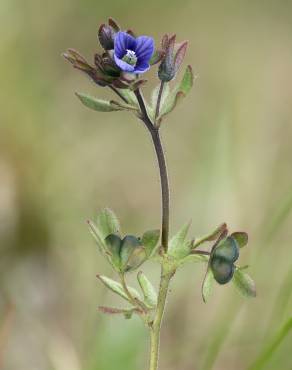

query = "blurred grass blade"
(200, 302), (240, 370)
(248, 317), (292, 370)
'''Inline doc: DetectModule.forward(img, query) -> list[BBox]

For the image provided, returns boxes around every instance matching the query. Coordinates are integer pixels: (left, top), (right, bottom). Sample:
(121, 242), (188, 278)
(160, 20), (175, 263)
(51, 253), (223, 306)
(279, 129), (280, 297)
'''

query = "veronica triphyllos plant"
(63, 17), (256, 370)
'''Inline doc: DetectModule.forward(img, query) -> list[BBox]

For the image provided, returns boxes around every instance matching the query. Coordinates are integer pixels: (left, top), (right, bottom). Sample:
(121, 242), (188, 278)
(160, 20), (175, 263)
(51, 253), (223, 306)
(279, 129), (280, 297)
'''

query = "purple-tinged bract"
(114, 31), (154, 74)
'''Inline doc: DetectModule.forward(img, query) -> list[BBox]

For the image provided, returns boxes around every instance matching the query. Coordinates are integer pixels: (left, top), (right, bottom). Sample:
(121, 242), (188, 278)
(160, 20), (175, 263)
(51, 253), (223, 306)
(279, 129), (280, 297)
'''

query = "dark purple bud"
(108, 17), (120, 32)
(98, 24), (115, 50)
(158, 35), (188, 82)
(174, 41), (188, 73)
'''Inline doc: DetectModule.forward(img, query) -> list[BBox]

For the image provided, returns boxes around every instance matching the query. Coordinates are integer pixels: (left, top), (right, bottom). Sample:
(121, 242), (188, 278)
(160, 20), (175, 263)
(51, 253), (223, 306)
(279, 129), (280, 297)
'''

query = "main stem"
(134, 89), (172, 370)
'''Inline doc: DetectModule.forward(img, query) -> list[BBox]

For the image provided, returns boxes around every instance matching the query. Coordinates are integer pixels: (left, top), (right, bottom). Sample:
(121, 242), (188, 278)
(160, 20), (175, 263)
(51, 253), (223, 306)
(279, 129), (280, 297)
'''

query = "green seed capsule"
(211, 257), (235, 284)
(213, 236), (239, 263)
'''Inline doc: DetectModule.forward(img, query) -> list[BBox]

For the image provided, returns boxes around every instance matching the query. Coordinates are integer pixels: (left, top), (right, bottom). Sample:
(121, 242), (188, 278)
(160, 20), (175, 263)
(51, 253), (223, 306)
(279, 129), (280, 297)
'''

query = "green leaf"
(158, 65), (194, 121)
(230, 232), (248, 248)
(137, 271), (157, 308)
(168, 222), (191, 259)
(76, 92), (123, 112)
(95, 208), (120, 240)
(141, 229), (160, 257)
(87, 220), (107, 255)
(96, 275), (141, 302)
(179, 64), (194, 95)
(202, 268), (215, 303)
(110, 100), (138, 112)
(233, 268), (256, 298)
(151, 83), (170, 111)
(105, 234), (122, 271)
(115, 89), (138, 107)
(120, 235), (142, 271)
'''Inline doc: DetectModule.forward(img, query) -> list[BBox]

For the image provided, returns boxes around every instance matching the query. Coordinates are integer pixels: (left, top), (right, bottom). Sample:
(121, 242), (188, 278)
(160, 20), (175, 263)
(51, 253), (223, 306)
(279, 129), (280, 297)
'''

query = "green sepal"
(168, 221), (191, 259)
(76, 92), (125, 112)
(158, 65), (194, 122)
(96, 274), (141, 302)
(137, 271), (158, 308)
(141, 229), (160, 257)
(232, 268), (256, 298)
(202, 268), (215, 303)
(230, 232), (248, 248)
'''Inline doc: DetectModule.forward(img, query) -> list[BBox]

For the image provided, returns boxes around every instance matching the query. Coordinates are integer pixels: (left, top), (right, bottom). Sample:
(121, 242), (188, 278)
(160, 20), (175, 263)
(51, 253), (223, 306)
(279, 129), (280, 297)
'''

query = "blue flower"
(114, 31), (154, 74)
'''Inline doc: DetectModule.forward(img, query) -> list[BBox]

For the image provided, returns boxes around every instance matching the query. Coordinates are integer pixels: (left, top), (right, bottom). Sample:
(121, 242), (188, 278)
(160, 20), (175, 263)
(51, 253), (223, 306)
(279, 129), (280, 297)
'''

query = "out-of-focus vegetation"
(0, 1), (292, 369)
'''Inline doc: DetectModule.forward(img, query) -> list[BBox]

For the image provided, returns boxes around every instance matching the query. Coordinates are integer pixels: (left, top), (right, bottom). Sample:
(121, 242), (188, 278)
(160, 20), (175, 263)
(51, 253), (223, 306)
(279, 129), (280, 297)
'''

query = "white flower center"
(122, 49), (138, 66)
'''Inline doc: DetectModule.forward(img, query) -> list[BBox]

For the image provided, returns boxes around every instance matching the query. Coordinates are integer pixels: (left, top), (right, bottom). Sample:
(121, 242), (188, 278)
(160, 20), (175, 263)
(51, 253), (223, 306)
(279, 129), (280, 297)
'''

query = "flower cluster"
(63, 17), (188, 91)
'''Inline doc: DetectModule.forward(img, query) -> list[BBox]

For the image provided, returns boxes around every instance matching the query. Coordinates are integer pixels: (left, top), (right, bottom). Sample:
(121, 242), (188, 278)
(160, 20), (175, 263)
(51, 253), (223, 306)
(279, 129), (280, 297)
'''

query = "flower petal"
(114, 31), (137, 58)
(133, 62), (150, 74)
(135, 36), (154, 63)
(114, 54), (135, 72)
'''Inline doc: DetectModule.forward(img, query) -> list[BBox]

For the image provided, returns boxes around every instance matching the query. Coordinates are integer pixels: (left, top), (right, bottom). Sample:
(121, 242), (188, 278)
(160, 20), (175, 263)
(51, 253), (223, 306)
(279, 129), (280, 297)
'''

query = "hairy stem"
(134, 89), (170, 252)
(149, 268), (172, 370)
(155, 81), (165, 121)
(134, 88), (172, 370)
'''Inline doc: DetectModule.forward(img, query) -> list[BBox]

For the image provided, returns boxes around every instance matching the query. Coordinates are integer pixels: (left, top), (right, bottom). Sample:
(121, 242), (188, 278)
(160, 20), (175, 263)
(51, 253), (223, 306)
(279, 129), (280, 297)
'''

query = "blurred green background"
(0, 0), (292, 369)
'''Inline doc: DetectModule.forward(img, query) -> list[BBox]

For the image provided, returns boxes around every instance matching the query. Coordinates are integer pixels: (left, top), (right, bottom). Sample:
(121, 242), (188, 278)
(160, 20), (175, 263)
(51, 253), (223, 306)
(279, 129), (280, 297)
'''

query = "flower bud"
(158, 34), (188, 82)
(98, 24), (115, 50)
